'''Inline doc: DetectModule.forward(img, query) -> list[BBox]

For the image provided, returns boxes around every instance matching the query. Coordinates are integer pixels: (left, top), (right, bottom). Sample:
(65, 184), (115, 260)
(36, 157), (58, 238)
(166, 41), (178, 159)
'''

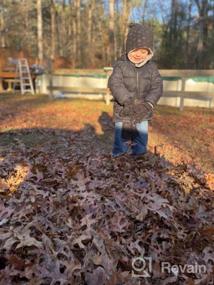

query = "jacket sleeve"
(145, 64), (163, 106)
(108, 62), (135, 105)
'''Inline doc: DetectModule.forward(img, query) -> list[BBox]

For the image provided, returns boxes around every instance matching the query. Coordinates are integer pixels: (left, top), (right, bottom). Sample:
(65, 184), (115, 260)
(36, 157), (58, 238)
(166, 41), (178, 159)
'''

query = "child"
(108, 23), (163, 158)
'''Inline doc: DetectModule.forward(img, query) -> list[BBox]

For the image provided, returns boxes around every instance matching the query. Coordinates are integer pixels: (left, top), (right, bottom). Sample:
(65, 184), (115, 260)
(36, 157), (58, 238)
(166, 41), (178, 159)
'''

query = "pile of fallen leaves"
(0, 129), (213, 285)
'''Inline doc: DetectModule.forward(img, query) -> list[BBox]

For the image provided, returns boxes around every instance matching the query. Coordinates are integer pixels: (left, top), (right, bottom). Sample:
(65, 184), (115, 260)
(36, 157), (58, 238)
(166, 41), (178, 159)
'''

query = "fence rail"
(20, 68), (214, 109)
(160, 70), (214, 110)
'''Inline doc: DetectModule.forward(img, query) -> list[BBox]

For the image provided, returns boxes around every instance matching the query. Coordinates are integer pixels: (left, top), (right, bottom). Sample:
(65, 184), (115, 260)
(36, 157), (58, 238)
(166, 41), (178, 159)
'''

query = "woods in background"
(0, 0), (213, 69)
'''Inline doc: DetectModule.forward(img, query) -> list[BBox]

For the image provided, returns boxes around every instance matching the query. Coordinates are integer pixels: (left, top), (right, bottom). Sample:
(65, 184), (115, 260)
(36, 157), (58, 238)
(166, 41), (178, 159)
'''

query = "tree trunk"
(50, 0), (56, 61)
(108, 0), (115, 65)
(142, 0), (148, 22)
(0, 0), (6, 48)
(185, 1), (192, 67)
(121, 0), (132, 54)
(87, 1), (93, 46)
(194, 0), (209, 67)
(60, 0), (66, 57)
(37, 0), (43, 64)
(87, 0), (94, 67)
(75, 0), (81, 67)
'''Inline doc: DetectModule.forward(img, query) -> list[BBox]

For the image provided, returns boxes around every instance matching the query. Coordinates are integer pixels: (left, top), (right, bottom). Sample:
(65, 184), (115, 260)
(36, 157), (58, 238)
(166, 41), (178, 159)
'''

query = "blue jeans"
(112, 121), (148, 157)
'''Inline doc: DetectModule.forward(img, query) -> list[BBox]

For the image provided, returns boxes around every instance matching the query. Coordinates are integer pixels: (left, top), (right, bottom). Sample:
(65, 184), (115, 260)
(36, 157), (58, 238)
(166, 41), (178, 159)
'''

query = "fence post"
(179, 77), (186, 111)
(0, 78), (3, 92)
(104, 67), (113, 105)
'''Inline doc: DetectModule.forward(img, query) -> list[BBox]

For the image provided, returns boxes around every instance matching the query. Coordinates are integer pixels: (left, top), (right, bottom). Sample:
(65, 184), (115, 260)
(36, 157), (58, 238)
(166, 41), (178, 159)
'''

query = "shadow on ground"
(0, 111), (213, 285)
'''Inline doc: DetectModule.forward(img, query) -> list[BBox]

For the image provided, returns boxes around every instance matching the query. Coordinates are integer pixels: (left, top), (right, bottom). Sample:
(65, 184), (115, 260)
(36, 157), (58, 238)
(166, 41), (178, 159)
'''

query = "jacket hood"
(125, 23), (153, 54)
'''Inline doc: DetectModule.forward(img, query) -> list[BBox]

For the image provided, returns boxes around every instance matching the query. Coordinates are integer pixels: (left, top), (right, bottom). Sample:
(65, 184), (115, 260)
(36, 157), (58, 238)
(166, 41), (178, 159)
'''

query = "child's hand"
(119, 99), (153, 121)
(134, 101), (153, 122)
(120, 98), (135, 117)
(123, 97), (133, 106)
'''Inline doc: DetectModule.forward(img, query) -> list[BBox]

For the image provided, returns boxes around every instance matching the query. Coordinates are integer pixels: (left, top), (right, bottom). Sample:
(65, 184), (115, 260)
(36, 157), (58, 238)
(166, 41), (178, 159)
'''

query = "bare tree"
(108, 0), (115, 64)
(194, 0), (210, 67)
(0, 0), (213, 68)
(87, 0), (95, 66)
(120, 0), (132, 53)
(75, 0), (81, 66)
(50, 0), (56, 61)
(0, 0), (6, 48)
(185, 0), (193, 67)
(37, 0), (43, 63)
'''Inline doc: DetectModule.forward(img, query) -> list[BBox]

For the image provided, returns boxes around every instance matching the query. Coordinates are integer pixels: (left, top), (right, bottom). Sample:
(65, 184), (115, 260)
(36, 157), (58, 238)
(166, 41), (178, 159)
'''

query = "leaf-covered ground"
(0, 94), (214, 285)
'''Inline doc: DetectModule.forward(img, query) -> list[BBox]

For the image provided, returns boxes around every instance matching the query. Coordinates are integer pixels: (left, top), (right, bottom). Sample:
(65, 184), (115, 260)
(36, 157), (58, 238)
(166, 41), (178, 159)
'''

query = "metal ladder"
(14, 58), (35, 95)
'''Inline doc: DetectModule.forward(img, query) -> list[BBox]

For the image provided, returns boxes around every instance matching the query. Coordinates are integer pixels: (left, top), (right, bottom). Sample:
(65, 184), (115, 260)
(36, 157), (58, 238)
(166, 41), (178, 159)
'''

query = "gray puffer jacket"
(108, 54), (163, 122)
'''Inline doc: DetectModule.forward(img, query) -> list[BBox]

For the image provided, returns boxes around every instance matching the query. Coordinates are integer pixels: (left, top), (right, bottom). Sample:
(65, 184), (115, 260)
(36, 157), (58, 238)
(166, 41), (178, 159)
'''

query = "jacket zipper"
(132, 70), (139, 124)
(136, 70), (139, 98)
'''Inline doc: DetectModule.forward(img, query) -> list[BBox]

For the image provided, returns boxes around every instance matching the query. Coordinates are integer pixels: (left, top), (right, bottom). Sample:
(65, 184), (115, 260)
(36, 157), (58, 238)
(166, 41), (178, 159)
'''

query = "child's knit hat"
(126, 23), (153, 54)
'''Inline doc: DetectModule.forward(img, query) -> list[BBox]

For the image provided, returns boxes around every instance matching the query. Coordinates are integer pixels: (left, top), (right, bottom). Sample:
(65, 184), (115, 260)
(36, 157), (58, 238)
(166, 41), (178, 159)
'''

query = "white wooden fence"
(36, 69), (214, 109)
